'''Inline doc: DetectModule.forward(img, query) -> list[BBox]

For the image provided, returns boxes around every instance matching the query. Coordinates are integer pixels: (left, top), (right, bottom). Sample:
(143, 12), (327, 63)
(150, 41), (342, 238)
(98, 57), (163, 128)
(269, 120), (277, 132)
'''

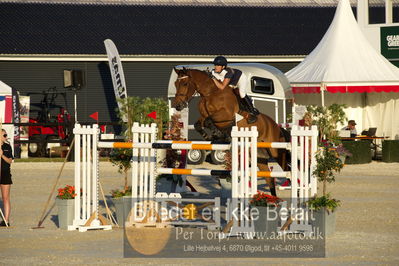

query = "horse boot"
(241, 95), (260, 124)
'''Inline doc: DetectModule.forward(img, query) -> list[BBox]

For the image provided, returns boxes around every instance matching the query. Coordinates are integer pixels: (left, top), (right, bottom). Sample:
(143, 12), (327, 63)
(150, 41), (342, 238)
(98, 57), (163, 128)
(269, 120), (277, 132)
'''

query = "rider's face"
(214, 65), (224, 73)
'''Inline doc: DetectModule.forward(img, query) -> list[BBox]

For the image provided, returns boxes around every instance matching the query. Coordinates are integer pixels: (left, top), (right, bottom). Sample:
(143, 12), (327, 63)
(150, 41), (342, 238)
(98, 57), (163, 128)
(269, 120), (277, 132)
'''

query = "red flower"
(56, 185), (77, 199)
(250, 191), (282, 207)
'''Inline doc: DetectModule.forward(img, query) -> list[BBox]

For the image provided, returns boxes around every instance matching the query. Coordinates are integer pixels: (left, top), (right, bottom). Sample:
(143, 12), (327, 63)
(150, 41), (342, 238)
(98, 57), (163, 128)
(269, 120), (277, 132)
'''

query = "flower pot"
(112, 196), (135, 227)
(310, 208), (337, 236)
(55, 198), (75, 229)
(252, 205), (280, 237)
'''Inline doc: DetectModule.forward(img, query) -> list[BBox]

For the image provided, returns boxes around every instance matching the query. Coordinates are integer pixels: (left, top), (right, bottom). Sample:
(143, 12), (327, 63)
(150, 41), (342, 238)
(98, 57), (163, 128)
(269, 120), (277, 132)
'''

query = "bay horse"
(172, 68), (289, 196)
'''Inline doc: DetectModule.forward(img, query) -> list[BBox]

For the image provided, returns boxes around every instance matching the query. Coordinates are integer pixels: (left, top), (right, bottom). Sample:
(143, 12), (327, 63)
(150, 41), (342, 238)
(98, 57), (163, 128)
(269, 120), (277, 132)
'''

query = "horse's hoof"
(204, 136), (212, 141)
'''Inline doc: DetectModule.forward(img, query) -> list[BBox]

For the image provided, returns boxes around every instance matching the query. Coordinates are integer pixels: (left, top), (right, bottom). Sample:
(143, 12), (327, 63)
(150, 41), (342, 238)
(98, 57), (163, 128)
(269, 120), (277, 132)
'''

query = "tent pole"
(321, 84), (325, 107)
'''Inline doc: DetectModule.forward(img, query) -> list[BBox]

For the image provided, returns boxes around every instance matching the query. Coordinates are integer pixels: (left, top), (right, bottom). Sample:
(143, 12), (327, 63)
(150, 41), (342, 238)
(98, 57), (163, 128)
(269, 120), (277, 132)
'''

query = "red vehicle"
(27, 87), (72, 157)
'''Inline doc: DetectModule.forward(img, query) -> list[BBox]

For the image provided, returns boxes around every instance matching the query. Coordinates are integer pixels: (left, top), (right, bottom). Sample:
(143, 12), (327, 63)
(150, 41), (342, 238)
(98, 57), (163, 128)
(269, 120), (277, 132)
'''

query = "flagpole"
(74, 91), (77, 124)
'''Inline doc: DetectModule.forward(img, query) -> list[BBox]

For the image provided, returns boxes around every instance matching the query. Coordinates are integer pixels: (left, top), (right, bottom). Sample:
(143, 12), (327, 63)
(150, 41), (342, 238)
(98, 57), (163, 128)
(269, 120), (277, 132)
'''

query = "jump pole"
(70, 122), (318, 235)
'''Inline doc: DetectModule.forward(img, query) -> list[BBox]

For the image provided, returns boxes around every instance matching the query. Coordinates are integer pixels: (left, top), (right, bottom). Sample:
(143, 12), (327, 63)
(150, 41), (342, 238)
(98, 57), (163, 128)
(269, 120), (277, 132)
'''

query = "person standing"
(0, 129), (14, 226)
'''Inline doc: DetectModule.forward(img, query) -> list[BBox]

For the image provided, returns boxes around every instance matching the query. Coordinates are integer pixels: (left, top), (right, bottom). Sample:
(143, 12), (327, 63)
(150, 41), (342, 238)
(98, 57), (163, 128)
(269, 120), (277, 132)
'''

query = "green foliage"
(306, 104), (347, 144)
(307, 194), (340, 213)
(111, 96), (169, 191)
(111, 186), (132, 199)
(116, 96), (169, 140)
(109, 148), (132, 174)
(305, 104), (348, 209)
(313, 142), (344, 185)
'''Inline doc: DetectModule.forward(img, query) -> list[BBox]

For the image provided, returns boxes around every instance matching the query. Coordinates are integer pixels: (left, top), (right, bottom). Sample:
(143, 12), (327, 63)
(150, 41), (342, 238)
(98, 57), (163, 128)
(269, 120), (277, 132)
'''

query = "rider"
(210, 56), (260, 123)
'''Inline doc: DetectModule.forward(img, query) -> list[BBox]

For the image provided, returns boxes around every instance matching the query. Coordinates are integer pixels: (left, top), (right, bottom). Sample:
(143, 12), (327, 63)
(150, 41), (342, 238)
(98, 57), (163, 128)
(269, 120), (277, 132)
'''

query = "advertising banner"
(104, 39), (128, 122)
(19, 95), (30, 140)
(381, 26), (399, 67)
(12, 88), (20, 158)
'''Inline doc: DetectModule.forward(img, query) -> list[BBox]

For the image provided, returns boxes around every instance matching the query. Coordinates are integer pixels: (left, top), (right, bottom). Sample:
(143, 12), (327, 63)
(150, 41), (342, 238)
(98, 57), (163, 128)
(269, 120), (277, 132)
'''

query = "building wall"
(357, 1), (399, 66)
(0, 60), (297, 128)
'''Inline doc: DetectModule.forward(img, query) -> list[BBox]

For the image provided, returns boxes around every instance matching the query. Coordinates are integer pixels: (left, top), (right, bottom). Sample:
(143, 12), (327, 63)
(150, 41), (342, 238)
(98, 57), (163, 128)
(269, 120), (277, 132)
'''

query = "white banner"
(19, 95), (30, 140)
(104, 39), (128, 122)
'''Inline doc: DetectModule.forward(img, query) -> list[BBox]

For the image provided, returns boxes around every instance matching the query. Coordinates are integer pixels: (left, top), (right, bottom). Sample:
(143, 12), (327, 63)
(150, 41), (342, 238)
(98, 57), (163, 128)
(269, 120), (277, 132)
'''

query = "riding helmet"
(213, 56), (228, 66)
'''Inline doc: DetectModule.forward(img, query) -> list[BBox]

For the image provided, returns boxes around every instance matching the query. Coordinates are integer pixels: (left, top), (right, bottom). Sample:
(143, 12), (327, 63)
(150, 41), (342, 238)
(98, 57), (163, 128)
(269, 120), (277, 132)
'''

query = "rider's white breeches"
(236, 73), (248, 98)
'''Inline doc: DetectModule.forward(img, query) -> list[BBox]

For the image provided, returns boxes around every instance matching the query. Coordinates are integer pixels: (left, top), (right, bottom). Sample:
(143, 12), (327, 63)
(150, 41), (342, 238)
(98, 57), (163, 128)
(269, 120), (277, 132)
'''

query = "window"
(394, 1), (399, 23)
(369, 4), (386, 24)
(251, 77), (274, 95)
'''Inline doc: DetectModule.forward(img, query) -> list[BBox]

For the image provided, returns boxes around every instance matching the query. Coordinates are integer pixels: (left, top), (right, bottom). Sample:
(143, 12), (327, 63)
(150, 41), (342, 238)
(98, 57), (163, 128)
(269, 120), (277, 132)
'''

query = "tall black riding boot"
(241, 95), (260, 123)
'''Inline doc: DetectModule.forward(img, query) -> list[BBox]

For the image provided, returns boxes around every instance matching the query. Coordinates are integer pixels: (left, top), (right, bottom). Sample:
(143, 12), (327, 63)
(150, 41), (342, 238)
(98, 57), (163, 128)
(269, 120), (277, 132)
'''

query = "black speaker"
(73, 70), (84, 89)
(63, 69), (84, 89)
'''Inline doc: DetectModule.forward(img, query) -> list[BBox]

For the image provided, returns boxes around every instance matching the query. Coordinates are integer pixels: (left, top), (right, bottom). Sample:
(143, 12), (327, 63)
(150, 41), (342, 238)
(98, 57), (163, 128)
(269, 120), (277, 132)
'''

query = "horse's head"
(172, 67), (196, 111)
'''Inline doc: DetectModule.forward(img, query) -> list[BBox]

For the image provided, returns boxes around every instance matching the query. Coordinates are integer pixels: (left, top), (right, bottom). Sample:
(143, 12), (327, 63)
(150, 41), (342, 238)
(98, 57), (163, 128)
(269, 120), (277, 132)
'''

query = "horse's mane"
(185, 69), (211, 79)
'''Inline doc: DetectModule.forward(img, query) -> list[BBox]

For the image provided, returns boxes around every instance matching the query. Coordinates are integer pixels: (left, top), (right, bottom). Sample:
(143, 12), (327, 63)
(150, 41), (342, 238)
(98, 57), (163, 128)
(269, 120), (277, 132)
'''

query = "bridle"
(175, 75), (195, 100)
(176, 76), (189, 80)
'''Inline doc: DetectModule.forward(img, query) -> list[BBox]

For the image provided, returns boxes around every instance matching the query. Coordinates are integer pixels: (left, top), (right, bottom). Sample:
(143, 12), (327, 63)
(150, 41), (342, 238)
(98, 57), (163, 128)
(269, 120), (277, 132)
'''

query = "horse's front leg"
(194, 118), (212, 141)
(203, 117), (225, 141)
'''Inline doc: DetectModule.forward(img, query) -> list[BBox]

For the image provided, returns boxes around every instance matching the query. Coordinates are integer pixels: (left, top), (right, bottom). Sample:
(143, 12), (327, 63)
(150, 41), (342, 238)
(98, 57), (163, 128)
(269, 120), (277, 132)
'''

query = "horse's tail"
(279, 127), (291, 171)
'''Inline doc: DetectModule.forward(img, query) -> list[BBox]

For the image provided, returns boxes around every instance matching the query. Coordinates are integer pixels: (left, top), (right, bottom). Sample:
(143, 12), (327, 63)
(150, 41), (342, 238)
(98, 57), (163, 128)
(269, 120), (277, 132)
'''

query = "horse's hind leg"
(194, 119), (212, 141)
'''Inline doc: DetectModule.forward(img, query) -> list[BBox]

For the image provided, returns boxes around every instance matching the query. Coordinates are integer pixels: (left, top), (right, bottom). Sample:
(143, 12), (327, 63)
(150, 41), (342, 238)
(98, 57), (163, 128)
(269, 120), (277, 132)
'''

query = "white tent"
(286, 0), (399, 139)
(0, 80), (12, 94)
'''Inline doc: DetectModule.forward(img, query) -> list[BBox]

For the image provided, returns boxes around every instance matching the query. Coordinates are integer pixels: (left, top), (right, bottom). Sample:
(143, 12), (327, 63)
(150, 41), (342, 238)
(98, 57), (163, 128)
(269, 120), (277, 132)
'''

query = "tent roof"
(285, 0), (399, 93)
(0, 81), (12, 94)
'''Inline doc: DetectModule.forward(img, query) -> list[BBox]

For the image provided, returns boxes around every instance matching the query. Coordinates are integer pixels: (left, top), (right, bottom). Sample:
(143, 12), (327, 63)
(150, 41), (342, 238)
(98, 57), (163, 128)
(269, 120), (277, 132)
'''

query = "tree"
(110, 96), (169, 192)
(306, 104), (348, 212)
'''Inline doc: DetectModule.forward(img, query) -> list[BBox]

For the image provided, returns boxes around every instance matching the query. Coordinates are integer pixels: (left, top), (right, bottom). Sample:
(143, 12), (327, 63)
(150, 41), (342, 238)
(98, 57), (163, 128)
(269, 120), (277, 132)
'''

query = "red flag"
(147, 111), (157, 120)
(89, 112), (99, 121)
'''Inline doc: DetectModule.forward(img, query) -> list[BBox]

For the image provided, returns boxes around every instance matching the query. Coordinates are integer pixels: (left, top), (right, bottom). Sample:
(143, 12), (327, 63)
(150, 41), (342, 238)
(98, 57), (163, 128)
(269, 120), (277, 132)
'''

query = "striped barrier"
(98, 140), (290, 150)
(70, 122), (318, 235)
(156, 168), (290, 178)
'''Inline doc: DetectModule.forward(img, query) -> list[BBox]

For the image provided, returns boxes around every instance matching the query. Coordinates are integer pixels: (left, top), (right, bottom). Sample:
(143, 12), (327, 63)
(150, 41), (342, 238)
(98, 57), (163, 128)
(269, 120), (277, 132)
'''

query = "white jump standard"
(70, 122), (318, 235)
(69, 124), (112, 232)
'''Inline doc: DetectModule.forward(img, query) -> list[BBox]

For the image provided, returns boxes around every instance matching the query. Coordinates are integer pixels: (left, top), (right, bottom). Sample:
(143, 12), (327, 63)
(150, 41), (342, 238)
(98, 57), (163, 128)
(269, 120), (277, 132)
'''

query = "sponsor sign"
(104, 39), (128, 122)
(381, 26), (399, 67)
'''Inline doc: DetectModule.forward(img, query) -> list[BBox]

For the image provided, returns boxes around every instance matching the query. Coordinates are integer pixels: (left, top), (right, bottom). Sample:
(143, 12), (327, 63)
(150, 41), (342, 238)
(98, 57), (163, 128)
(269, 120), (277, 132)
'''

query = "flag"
(147, 111), (157, 120)
(104, 39), (128, 122)
(235, 113), (244, 124)
(89, 112), (99, 122)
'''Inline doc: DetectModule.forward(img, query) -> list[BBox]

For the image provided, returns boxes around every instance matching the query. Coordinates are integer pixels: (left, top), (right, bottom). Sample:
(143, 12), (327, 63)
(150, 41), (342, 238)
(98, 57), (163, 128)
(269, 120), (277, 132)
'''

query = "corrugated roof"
(0, 2), (340, 56)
